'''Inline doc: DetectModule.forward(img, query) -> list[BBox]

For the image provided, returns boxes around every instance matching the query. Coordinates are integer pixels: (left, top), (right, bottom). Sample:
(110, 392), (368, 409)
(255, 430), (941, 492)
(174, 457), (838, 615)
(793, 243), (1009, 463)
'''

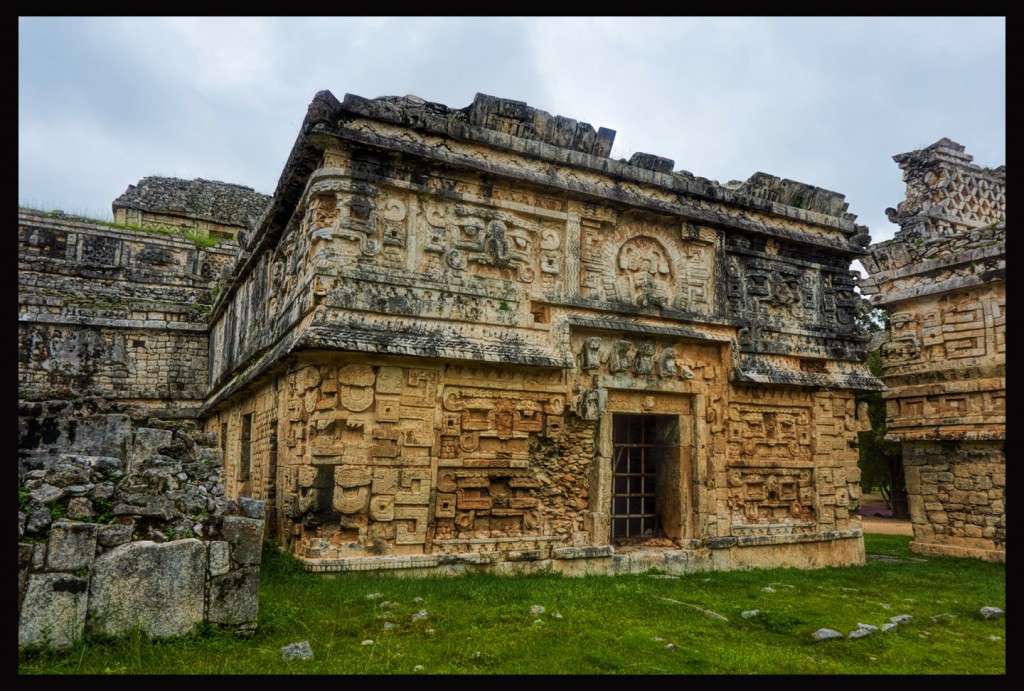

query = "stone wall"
(203, 91), (880, 576)
(17, 411), (264, 650)
(861, 138), (1005, 561)
(18, 208), (236, 417)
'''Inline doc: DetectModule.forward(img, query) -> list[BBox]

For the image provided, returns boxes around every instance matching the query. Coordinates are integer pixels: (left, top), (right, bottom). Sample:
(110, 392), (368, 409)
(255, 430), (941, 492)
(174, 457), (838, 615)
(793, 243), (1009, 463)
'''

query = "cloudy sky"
(19, 17), (1005, 264)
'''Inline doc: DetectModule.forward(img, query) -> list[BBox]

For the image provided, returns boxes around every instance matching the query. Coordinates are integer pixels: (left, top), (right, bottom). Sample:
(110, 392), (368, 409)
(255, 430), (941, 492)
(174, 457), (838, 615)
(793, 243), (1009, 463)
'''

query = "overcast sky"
(19, 17), (1005, 269)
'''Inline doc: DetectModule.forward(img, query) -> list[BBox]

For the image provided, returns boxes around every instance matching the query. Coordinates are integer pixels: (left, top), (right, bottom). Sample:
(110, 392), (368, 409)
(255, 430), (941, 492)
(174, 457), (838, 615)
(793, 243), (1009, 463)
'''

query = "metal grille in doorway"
(611, 414), (664, 540)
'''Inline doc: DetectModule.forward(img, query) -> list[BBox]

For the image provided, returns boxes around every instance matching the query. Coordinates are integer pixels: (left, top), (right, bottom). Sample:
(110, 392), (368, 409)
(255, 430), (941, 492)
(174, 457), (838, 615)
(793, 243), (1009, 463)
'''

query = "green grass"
(18, 535), (1005, 675)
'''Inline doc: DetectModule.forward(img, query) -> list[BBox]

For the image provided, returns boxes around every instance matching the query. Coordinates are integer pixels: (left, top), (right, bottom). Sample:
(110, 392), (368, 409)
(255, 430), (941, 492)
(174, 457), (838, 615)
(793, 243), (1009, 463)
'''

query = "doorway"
(611, 414), (680, 542)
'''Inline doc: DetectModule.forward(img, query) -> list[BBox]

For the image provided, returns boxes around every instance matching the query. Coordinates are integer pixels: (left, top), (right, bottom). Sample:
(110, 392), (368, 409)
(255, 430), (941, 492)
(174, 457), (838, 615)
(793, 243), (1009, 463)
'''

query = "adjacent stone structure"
(18, 208), (236, 418)
(112, 176), (271, 241)
(860, 138), (1005, 562)
(201, 91), (883, 575)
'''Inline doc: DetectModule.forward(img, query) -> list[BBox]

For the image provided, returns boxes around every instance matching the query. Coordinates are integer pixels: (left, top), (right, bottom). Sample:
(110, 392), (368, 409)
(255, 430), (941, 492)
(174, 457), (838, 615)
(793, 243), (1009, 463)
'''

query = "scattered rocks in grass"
(412, 597), (424, 604)
(383, 622), (394, 631)
(665, 643), (676, 650)
(361, 639), (373, 645)
(552, 612), (563, 619)
(366, 593), (382, 600)
(741, 610), (760, 619)
(812, 628), (844, 641)
(281, 641), (314, 660)
(411, 609), (428, 622)
(890, 614), (913, 625)
(989, 635), (1001, 641)
(849, 624), (878, 639)
(980, 606), (1004, 620)
(762, 586), (775, 593)
(930, 613), (956, 624)
(413, 665), (424, 672)
(530, 604), (545, 614)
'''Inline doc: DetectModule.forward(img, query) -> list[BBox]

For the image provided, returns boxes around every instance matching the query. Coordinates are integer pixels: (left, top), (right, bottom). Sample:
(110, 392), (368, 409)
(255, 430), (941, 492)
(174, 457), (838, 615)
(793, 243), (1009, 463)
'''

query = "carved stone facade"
(861, 138), (1005, 562)
(202, 91), (882, 575)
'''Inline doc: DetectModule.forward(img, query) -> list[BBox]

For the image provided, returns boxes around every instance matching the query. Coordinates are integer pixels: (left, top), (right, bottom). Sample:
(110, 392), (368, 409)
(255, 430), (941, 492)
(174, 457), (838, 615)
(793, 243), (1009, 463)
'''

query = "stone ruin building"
(112, 176), (271, 241)
(20, 90), (891, 583)
(198, 90), (883, 575)
(860, 138), (1005, 562)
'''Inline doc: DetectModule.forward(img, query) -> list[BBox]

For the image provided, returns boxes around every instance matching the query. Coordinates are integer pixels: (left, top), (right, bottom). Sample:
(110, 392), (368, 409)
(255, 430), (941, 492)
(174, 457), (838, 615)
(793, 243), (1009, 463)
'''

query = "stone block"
(75, 415), (133, 461)
(237, 497), (266, 520)
(32, 544), (46, 570)
(209, 540), (231, 576)
(207, 566), (260, 626)
(18, 544), (33, 609)
(97, 523), (134, 548)
(19, 573), (89, 649)
(129, 428), (173, 474)
(46, 521), (99, 572)
(88, 539), (206, 639)
(221, 516), (265, 565)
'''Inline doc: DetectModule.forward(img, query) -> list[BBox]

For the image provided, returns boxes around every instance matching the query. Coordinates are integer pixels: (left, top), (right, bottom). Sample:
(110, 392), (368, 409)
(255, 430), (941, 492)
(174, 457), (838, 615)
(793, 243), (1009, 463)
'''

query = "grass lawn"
(19, 534), (1005, 675)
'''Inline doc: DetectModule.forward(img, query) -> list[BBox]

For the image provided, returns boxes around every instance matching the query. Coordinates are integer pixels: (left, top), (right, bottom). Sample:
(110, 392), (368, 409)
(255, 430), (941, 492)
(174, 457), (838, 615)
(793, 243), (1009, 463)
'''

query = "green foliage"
(92, 498), (114, 523)
(183, 231), (220, 249)
(856, 305), (888, 334)
(19, 540), (1005, 675)
(49, 502), (67, 521)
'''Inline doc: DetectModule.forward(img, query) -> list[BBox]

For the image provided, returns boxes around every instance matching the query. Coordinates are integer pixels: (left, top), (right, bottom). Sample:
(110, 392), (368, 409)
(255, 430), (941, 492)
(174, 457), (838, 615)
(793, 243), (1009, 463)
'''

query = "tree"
(855, 305), (909, 518)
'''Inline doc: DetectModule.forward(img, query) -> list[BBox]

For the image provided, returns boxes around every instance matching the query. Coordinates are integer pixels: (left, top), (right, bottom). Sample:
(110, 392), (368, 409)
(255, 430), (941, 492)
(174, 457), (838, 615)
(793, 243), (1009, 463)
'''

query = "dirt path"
(858, 492), (912, 535)
(861, 515), (913, 535)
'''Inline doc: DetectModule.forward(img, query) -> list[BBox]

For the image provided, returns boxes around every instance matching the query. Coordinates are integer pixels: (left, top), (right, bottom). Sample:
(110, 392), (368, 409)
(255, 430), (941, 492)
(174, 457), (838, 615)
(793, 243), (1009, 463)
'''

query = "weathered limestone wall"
(17, 413), (264, 650)
(18, 208), (236, 417)
(201, 90), (880, 576)
(861, 138), (1005, 561)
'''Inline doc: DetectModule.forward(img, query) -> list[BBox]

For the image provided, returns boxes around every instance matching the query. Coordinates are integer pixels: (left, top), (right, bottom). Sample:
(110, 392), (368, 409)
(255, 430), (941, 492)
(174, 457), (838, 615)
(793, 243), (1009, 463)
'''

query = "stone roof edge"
(212, 89), (866, 322)
(334, 93), (863, 237)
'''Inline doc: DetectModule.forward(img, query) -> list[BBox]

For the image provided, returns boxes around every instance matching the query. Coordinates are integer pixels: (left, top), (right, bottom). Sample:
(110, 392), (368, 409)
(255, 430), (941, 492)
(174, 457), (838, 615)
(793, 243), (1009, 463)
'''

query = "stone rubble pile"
(17, 409), (265, 650)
